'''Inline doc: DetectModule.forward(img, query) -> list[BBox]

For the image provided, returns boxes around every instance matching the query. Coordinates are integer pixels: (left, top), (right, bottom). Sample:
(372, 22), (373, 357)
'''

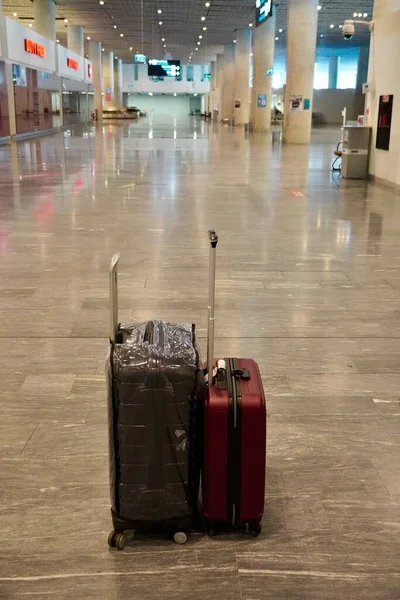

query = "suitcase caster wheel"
(108, 531), (117, 548)
(249, 523), (262, 536)
(115, 533), (127, 550)
(174, 531), (188, 545)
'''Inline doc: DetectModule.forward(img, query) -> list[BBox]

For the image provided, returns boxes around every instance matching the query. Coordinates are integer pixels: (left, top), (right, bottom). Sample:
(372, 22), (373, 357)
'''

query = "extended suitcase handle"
(207, 230), (218, 389)
(109, 253), (121, 343)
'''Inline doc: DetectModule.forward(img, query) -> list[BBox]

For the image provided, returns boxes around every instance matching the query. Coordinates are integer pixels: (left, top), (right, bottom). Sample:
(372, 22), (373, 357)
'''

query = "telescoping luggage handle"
(109, 253), (121, 343)
(207, 230), (218, 389)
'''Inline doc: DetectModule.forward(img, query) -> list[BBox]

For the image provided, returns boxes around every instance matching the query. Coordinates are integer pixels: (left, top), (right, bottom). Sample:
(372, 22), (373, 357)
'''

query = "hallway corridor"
(0, 116), (399, 599)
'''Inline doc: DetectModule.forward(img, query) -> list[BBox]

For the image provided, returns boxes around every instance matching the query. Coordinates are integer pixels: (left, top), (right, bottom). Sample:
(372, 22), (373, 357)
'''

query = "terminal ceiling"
(2, 0), (374, 62)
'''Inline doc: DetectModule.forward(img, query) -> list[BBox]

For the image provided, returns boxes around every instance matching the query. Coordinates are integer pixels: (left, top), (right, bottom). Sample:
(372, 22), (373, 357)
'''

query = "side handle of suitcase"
(207, 230), (218, 388)
(109, 253), (121, 343)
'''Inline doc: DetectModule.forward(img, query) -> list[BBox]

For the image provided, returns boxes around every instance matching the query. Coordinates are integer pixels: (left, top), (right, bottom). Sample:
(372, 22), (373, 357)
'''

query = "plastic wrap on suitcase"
(107, 320), (204, 527)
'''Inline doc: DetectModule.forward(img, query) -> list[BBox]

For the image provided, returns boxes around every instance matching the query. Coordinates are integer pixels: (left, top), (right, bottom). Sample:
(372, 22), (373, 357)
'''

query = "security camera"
(343, 21), (355, 40)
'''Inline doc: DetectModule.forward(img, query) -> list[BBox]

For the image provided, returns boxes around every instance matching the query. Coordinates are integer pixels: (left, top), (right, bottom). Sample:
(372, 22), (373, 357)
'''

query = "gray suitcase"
(106, 255), (204, 549)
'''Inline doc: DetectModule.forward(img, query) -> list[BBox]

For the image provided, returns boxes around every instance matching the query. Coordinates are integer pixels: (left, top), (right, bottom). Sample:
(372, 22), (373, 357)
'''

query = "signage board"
(148, 59), (181, 78)
(4, 18), (56, 72)
(257, 94), (267, 108)
(57, 44), (84, 80)
(84, 58), (93, 83)
(289, 95), (303, 112)
(135, 53), (147, 64)
(25, 39), (45, 58)
(256, 0), (273, 27)
(67, 57), (79, 71)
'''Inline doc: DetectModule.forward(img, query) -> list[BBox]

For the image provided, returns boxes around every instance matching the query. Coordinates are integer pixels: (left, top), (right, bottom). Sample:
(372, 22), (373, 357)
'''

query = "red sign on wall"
(67, 58), (79, 70)
(24, 39), (45, 58)
(87, 63), (92, 79)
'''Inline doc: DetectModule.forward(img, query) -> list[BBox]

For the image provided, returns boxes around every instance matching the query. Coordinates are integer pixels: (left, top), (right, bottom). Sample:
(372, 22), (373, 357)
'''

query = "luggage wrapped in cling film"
(106, 267), (204, 537)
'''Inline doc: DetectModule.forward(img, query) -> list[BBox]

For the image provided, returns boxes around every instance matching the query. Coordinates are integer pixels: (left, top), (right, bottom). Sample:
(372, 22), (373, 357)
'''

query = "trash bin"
(341, 126), (372, 179)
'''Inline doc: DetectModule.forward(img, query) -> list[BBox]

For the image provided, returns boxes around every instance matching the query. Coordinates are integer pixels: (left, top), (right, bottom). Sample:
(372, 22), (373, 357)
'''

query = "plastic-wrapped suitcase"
(202, 231), (267, 535)
(106, 254), (204, 549)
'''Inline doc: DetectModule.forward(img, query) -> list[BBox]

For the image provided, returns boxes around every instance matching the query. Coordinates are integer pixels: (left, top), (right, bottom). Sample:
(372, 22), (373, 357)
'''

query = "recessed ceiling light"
(203, 26), (207, 31)
(194, 93), (198, 96)
(233, 39), (236, 43)
(57, 38), (60, 42)
(279, 28), (283, 32)
(363, 12), (368, 17)
(195, 47), (198, 51)
(275, 36), (279, 40)
(250, 52), (253, 56)
(29, 23), (32, 27)
(64, 18), (68, 23)
(199, 35), (203, 39)
(201, 16), (206, 21)
(339, 24), (343, 29)
(320, 33), (324, 37)
(113, 25), (117, 29)
(120, 33), (124, 37)
(87, 36), (91, 40)
(205, 2), (210, 6)
(353, 12), (358, 17)
(115, 56), (118, 59)
(129, 46), (133, 50)
(13, 12), (17, 17)
(249, 23), (253, 27)
(330, 24), (334, 28)
(159, 21), (163, 25)
(99, 0), (104, 4)
(318, 5), (322, 10)
(358, 12), (362, 17)
(174, 93), (177, 96)
(197, 41), (201, 45)
(158, 9), (162, 14)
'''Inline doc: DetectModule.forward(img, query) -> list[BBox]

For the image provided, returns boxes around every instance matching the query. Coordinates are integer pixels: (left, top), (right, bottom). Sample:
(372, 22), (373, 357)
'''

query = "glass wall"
(14, 66), (61, 134)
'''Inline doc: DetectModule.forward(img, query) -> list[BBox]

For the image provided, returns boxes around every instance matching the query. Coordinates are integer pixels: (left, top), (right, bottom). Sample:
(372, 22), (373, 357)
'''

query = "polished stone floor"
(0, 115), (399, 599)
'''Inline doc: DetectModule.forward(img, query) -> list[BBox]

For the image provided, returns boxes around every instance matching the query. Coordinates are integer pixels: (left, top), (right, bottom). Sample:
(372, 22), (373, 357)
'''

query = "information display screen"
(256, 0), (273, 27)
(148, 59), (181, 78)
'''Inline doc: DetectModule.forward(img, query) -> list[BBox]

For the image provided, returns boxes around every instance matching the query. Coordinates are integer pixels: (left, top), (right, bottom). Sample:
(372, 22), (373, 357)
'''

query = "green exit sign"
(204, 73), (212, 80)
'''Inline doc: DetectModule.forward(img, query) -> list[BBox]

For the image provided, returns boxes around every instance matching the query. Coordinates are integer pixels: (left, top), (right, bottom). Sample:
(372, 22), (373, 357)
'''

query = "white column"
(89, 40), (103, 121)
(221, 44), (235, 121)
(210, 61), (216, 113)
(283, 0), (319, 144)
(215, 54), (224, 115)
(5, 63), (16, 136)
(67, 25), (84, 56)
(251, 14), (276, 132)
(34, 0), (56, 41)
(328, 55), (339, 89)
(102, 52), (114, 109)
(114, 59), (123, 109)
(234, 29), (252, 126)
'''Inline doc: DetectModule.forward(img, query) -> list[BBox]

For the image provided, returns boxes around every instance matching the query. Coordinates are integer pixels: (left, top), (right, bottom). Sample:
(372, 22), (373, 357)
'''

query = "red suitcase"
(202, 231), (267, 535)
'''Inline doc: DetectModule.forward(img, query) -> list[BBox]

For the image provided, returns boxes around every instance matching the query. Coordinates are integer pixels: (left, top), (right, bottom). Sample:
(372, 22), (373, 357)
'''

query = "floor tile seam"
(20, 425), (39, 455)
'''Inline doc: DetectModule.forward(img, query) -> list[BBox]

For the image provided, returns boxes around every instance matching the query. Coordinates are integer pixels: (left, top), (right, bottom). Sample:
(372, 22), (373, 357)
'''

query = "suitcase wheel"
(248, 522), (262, 536)
(173, 531), (188, 545)
(108, 531), (128, 550)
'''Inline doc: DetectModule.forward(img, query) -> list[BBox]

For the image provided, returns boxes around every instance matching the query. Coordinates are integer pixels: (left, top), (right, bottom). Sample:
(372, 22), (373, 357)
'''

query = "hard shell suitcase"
(106, 254), (204, 549)
(202, 231), (267, 534)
